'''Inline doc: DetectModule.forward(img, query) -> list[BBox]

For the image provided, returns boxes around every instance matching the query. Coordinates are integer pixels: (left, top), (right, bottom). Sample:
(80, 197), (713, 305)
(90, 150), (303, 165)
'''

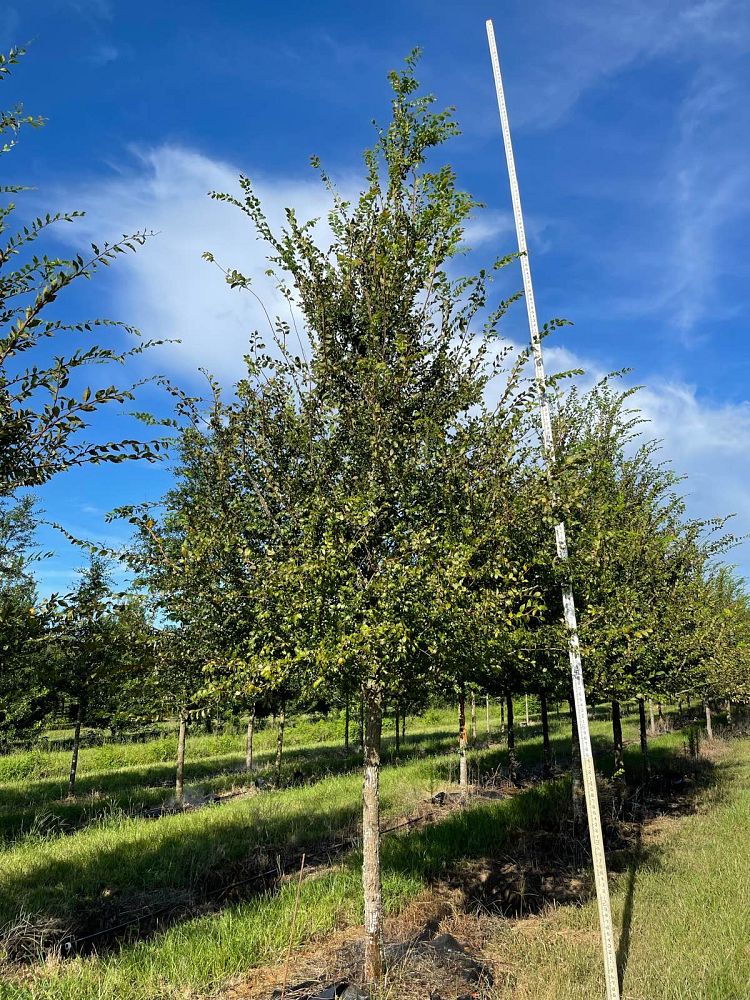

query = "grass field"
(0, 704), (741, 1000)
(0, 701), (575, 842)
(487, 736), (750, 1000)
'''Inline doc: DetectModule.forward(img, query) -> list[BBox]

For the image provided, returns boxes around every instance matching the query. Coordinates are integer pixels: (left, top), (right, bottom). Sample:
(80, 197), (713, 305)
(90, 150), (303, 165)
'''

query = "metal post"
(485, 20), (620, 1000)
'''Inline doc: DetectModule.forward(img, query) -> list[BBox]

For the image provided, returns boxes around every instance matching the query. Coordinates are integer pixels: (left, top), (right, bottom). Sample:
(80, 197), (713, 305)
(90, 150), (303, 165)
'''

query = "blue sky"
(3, 0), (749, 590)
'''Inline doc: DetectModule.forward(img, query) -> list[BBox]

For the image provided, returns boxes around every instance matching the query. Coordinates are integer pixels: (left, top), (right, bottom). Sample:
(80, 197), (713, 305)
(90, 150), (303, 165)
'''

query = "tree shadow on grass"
(0, 724), (724, 968)
(0, 737), (531, 956)
(0, 728), (461, 844)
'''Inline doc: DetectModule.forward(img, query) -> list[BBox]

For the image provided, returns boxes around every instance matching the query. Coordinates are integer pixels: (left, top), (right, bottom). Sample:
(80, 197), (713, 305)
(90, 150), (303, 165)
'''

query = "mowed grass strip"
(486, 736), (750, 1000)
(0, 711), (645, 933)
(2, 778), (577, 1000)
(0, 713), (680, 1000)
(0, 716), (470, 842)
(0, 703), (572, 842)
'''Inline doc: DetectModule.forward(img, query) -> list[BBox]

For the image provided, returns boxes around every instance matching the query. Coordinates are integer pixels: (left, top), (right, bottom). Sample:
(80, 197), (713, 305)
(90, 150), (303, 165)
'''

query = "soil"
(222, 745), (723, 1000)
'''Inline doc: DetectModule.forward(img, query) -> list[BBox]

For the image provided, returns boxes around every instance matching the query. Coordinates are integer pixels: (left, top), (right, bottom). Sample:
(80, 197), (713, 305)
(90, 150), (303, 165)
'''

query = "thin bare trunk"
(362, 682), (383, 984)
(638, 698), (651, 778)
(470, 691), (477, 741)
(648, 699), (656, 736)
(275, 703), (286, 784)
(570, 698), (585, 827)
(525, 693), (530, 727)
(612, 700), (625, 802)
(485, 694), (490, 737)
(458, 690), (468, 793)
(726, 700), (732, 727)
(359, 694), (365, 753)
(705, 702), (714, 740)
(540, 690), (551, 778)
(245, 704), (255, 772)
(175, 714), (187, 806)
(506, 694), (517, 783)
(344, 694), (350, 752)
(67, 710), (82, 797)
(401, 707), (406, 742)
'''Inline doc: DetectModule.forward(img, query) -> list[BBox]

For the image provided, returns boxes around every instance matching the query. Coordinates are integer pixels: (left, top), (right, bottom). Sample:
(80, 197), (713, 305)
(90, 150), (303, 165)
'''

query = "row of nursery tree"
(2, 49), (749, 980)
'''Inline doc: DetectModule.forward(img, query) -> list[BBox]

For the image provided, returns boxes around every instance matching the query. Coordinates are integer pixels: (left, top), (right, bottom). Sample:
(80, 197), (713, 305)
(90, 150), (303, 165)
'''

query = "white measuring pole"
(485, 20), (620, 1000)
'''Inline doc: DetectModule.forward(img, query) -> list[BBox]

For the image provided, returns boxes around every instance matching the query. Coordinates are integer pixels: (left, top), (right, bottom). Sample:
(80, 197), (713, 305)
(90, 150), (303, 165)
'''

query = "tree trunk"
(705, 702), (714, 740)
(344, 693), (350, 752)
(648, 698), (656, 736)
(394, 708), (400, 754)
(67, 709), (82, 797)
(540, 690), (551, 778)
(470, 691), (477, 741)
(612, 699), (625, 801)
(401, 707), (406, 743)
(726, 700), (732, 727)
(245, 704), (255, 772)
(175, 714), (187, 806)
(485, 694), (490, 737)
(275, 703), (286, 784)
(359, 694), (365, 753)
(638, 698), (651, 778)
(525, 693), (530, 727)
(458, 690), (468, 793)
(506, 694), (518, 783)
(362, 682), (384, 984)
(569, 698), (585, 828)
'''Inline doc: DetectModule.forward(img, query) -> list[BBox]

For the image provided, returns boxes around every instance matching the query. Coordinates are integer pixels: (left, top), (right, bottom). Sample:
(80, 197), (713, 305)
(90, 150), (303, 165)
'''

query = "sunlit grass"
(0, 704), (689, 1000)
(487, 738), (750, 1000)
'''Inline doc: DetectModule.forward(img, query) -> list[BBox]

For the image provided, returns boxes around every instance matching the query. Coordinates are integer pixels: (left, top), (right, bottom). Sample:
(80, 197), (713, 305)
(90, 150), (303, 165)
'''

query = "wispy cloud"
(87, 41), (118, 66)
(64, 0), (113, 22)
(501, 0), (750, 343)
(507, 0), (750, 129)
(543, 343), (750, 577)
(47, 144), (347, 381)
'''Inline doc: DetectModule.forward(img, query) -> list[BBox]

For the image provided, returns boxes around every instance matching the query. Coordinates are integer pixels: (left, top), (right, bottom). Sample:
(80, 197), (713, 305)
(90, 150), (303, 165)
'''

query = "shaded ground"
(217, 742), (723, 1000)
(0, 712), (731, 1000)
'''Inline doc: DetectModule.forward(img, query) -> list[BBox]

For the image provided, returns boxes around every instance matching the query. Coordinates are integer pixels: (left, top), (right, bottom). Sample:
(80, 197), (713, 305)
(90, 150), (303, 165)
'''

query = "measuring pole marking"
(485, 19), (620, 1000)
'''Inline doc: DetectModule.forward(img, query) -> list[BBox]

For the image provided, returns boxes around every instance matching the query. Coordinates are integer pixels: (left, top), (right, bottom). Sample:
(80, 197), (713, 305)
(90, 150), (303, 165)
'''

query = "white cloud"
(50, 145), (342, 381)
(637, 382), (750, 531)
(544, 344), (750, 578)
(47, 143), (748, 580)
(511, 0), (750, 129)
(518, 1), (750, 339)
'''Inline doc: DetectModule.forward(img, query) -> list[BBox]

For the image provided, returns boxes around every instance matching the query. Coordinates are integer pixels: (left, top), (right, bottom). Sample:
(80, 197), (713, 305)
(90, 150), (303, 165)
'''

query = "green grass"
(487, 737), (750, 1000)
(0, 702), (579, 842)
(0, 771), (578, 999)
(0, 705), (682, 1000)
